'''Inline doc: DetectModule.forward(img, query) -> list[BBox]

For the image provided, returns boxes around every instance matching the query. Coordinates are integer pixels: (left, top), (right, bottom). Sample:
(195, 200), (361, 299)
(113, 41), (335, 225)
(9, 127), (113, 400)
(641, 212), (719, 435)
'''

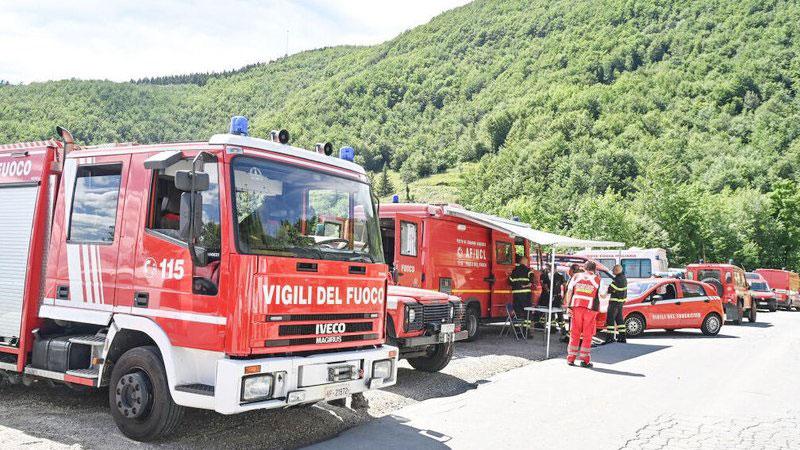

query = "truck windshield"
(750, 282), (769, 292)
(232, 157), (383, 263)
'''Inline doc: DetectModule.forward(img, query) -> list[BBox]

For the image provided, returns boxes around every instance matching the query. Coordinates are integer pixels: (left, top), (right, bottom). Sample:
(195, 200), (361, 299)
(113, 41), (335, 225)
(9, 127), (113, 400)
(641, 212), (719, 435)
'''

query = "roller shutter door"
(0, 185), (38, 340)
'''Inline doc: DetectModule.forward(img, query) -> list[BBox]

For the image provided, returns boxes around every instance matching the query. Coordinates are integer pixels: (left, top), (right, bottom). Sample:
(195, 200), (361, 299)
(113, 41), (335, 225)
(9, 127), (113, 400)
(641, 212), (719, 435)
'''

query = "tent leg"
(546, 247), (556, 359)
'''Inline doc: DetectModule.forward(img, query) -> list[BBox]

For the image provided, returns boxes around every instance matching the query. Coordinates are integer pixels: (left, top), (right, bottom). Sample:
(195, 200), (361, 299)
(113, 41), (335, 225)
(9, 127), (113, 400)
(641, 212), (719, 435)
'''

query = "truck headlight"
(241, 374), (274, 402)
(372, 359), (393, 380)
(407, 307), (416, 323)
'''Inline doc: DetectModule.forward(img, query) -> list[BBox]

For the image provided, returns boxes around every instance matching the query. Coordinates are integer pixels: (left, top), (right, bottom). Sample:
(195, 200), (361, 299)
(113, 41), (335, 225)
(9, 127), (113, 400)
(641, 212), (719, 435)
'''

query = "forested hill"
(2, 0), (800, 270)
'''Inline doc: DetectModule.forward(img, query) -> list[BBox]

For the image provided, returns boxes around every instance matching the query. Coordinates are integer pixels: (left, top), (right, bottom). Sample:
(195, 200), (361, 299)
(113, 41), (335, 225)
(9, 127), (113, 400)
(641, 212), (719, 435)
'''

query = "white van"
(574, 248), (668, 280)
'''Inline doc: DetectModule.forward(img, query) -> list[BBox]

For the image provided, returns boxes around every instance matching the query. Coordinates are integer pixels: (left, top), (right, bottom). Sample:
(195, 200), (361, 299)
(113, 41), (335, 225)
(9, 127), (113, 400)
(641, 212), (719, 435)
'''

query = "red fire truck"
(754, 269), (800, 311)
(380, 203), (575, 341)
(0, 118), (400, 441)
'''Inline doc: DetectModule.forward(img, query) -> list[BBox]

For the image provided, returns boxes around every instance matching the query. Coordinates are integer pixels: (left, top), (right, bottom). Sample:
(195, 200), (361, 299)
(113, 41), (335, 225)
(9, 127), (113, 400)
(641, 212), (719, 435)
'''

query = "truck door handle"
(56, 285), (69, 300)
(675, 301), (682, 306)
(704, 299), (710, 303)
(134, 292), (149, 308)
(484, 275), (496, 284)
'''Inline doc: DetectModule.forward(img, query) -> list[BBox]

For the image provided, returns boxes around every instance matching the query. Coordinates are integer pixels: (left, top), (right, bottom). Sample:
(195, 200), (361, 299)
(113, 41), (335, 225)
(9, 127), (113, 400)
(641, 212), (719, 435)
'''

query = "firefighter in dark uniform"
(509, 255), (534, 317)
(535, 265), (567, 336)
(604, 264), (628, 343)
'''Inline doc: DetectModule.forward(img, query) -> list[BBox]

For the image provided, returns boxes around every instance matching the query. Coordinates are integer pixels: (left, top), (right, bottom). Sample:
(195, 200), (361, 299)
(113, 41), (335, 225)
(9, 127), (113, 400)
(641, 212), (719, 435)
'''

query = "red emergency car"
(595, 279), (724, 337)
(686, 263), (756, 324)
(386, 285), (467, 372)
(746, 272), (778, 312)
(0, 118), (404, 441)
(754, 269), (800, 311)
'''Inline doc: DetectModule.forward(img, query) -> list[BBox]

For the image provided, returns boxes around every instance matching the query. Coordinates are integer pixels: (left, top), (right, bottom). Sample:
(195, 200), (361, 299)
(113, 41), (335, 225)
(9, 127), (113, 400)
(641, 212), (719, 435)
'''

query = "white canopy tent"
(442, 207), (624, 358)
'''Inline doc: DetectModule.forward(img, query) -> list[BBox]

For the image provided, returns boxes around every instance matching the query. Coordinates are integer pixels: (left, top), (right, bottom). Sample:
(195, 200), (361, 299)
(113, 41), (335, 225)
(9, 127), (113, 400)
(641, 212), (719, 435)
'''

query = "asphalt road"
(0, 326), (563, 449)
(311, 311), (800, 450)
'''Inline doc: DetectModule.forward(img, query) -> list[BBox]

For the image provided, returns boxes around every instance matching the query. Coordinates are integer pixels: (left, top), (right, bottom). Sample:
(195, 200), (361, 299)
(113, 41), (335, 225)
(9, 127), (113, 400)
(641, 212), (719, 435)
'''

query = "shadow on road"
(385, 368), (485, 401)
(590, 342), (670, 364)
(306, 414), (452, 450)
(589, 366), (646, 377)
(742, 322), (774, 329)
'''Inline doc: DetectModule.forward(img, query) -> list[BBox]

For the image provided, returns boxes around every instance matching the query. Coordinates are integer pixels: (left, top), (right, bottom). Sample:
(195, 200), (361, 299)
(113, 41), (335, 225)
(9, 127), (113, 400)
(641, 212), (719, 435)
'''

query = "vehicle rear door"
(678, 282), (710, 327)
(490, 231), (517, 318)
(394, 214), (423, 288)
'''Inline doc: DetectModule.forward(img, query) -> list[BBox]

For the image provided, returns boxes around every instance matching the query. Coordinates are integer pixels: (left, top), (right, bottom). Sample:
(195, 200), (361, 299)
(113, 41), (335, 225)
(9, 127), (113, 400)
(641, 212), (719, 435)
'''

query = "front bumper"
(213, 345), (398, 414)
(402, 330), (468, 347)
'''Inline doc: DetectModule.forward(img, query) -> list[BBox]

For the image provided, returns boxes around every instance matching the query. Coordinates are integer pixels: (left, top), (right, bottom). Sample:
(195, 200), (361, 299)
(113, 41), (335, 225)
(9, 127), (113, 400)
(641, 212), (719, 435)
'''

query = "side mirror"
(390, 266), (399, 285)
(175, 170), (210, 192)
(725, 273), (732, 284)
(179, 192), (203, 241)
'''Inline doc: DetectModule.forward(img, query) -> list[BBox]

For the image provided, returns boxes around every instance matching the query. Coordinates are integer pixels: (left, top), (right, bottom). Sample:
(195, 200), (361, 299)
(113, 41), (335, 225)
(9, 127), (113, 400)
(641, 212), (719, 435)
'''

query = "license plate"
(324, 384), (350, 400)
(439, 323), (455, 343)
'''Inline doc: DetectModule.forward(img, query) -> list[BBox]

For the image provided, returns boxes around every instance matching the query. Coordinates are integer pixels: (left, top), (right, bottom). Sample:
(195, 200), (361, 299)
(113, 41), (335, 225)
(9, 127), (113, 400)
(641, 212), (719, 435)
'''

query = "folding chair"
(499, 304), (530, 340)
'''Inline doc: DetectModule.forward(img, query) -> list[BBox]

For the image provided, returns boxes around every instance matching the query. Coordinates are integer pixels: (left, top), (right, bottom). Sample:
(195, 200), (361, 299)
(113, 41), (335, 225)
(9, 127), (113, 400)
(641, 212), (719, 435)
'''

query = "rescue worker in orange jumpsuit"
(565, 261), (601, 367)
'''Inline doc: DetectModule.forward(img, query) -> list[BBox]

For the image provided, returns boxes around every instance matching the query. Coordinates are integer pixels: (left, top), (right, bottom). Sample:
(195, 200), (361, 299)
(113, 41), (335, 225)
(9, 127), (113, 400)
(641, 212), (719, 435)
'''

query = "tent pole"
(546, 247), (556, 359)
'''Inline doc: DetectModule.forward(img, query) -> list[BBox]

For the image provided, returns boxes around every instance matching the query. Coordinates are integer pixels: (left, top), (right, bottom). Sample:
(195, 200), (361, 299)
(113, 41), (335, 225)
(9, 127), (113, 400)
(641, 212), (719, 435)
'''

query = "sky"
(0, 0), (471, 84)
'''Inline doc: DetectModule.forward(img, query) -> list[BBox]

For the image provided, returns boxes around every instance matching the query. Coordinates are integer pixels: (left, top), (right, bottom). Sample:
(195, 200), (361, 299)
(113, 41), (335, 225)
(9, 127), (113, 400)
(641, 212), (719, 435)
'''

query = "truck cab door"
(490, 231), (516, 317)
(55, 155), (130, 313)
(393, 214), (423, 288)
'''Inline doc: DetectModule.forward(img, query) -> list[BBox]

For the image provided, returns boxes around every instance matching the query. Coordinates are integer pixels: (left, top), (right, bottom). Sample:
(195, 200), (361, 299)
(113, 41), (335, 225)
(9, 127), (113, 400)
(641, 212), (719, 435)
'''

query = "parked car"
(685, 263), (756, 325)
(595, 279), (724, 337)
(746, 272), (778, 312)
(754, 269), (799, 311)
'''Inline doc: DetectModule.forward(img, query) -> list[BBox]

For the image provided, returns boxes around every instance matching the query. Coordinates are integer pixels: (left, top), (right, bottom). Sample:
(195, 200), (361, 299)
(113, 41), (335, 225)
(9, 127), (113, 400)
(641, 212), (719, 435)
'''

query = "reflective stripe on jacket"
(509, 264), (533, 294)
(568, 272), (601, 310)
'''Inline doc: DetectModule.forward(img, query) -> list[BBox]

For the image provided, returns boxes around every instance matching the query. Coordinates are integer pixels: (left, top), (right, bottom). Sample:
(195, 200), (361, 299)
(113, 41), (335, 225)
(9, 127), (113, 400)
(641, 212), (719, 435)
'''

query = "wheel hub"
(708, 316), (720, 332)
(115, 371), (152, 419)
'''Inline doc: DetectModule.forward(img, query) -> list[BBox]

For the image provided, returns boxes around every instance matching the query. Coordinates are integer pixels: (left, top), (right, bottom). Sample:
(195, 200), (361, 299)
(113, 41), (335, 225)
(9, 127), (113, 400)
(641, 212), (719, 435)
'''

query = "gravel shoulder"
(0, 326), (565, 449)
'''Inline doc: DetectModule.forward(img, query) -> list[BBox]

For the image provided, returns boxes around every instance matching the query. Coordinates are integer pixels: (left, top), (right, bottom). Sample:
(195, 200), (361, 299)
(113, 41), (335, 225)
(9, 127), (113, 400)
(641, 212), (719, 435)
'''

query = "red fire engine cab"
(0, 117), (399, 441)
(379, 203), (543, 341)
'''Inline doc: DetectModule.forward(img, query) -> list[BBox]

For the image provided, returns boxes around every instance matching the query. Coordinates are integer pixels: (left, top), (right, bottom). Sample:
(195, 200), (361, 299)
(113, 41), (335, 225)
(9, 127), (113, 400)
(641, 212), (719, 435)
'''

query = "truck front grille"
(422, 304), (452, 324)
(278, 322), (373, 336)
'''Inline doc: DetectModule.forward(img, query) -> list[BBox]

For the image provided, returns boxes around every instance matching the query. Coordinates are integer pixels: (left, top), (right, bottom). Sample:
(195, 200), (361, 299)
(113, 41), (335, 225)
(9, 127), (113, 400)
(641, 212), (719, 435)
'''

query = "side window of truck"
(148, 159), (221, 255)
(621, 258), (652, 278)
(69, 165), (122, 243)
(680, 282), (706, 298)
(400, 221), (418, 257)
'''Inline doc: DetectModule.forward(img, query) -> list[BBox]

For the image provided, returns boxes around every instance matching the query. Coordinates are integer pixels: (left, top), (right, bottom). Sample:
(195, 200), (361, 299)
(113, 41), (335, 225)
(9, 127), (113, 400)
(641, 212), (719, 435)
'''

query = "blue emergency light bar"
(392, 194), (400, 203)
(230, 116), (249, 136)
(339, 146), (355, 162)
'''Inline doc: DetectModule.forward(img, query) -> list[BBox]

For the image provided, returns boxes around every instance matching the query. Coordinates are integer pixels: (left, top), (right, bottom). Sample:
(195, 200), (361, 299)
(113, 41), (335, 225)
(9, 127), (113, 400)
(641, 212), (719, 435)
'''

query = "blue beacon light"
(392, 194), (400, 203)
(339, 146), (355, 162)
(230, 116), (249, 136)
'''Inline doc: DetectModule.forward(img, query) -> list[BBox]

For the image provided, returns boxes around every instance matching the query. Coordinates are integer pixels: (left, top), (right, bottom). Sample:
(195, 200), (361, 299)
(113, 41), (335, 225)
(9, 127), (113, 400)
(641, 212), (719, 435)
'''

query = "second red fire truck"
(0, 117), (403, 441)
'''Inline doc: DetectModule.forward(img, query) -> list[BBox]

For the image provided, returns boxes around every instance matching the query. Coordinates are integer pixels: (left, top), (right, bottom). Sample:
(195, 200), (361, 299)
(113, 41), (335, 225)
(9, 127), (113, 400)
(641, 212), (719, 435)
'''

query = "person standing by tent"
(509, 255), (535, 317)
(535, 265), (567, 337)
(565, 261), (601, 367)
(604, 264), (628, 344)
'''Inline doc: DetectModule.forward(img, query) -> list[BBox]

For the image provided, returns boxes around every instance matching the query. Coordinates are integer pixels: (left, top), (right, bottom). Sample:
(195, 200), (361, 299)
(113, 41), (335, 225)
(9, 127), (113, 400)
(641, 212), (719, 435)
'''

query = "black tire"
(768, 300), (777, 313)
(747, 304), (757, 323)
(407, 343), (454, 372)
(732, 301), (743, 325)
(109, 346), (184, 442)
(464, 304), (481, 342)
(624, 314), (646, 338)
(701, 313), (722, 336)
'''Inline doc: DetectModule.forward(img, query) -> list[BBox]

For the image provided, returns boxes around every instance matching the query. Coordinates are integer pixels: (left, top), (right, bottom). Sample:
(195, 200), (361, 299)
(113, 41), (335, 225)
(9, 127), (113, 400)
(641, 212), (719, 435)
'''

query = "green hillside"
(2, 0), (800, 269)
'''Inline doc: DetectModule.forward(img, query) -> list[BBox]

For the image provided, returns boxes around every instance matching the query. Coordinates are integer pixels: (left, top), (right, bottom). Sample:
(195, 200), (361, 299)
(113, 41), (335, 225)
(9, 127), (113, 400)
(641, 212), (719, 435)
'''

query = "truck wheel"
(747, 305), (757, 323)
(701, 313), (722, 336)
(732, 301), (743, 325)
(768, 300), (777, 313)
(109, 346), (184, 442)
(407, 343), (454, 373)
(464, 305), (481, 342)
(624, 314), (645, 338)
